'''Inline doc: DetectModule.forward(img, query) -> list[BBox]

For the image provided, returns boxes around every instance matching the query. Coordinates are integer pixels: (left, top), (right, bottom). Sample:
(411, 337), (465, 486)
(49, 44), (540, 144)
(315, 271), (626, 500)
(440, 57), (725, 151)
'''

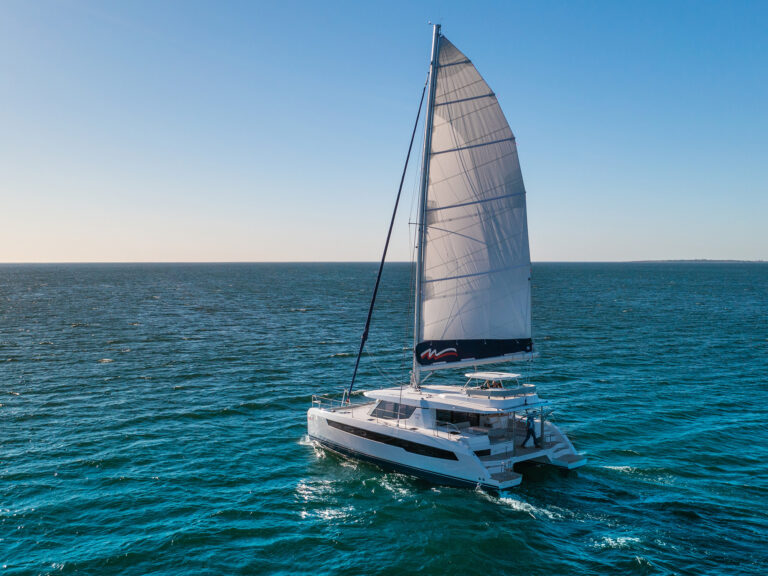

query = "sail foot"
(415, 338), (533, 367)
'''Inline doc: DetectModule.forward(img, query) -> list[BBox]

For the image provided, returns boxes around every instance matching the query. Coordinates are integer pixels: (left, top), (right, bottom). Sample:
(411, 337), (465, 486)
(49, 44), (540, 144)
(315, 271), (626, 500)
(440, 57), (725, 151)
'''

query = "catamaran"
(307, 25), (586, 491)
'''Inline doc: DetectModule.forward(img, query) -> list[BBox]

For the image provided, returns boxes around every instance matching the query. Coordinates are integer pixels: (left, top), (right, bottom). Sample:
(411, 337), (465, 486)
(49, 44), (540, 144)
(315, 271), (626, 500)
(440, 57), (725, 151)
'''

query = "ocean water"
(1, 262), (766, 575)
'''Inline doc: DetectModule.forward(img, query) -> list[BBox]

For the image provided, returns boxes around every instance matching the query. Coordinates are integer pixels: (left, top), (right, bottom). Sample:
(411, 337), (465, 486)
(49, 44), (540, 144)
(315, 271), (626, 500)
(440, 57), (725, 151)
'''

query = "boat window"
(436, 409), (480, 427)
(371, 401), (416, 420)
(326, 419), (458, 460)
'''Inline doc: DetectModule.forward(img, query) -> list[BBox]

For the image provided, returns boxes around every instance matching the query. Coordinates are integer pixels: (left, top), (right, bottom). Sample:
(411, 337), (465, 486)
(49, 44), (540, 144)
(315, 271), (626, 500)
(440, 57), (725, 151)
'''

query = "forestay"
(416, 36), (533, 370)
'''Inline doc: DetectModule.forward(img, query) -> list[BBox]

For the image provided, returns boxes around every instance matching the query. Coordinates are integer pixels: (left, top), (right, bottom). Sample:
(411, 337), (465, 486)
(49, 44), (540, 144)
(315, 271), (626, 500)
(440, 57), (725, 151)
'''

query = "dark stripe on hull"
(416, 338), (533, 366)
(326, 419), (458, 460)
(310, 434), (498, 492)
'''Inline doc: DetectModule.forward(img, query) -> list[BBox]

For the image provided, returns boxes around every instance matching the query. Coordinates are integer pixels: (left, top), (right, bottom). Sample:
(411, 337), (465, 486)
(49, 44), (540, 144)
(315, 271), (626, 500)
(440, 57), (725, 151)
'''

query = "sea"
(1, 262), (766, 575)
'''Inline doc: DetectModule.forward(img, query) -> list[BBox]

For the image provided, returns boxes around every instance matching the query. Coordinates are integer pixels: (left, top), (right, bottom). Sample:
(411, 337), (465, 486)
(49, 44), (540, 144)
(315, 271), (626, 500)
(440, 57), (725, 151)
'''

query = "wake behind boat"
(308, 25), (585, 491)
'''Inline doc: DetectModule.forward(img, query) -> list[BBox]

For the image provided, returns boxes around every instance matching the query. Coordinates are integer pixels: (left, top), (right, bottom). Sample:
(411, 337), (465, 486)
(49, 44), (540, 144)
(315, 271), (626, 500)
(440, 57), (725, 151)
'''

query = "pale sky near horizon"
(1, 0), (767, 263)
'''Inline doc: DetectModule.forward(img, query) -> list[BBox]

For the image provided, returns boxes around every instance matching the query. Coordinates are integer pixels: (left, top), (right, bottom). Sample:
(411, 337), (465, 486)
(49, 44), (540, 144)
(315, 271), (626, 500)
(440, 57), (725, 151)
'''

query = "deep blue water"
(1, 263), (767, 575)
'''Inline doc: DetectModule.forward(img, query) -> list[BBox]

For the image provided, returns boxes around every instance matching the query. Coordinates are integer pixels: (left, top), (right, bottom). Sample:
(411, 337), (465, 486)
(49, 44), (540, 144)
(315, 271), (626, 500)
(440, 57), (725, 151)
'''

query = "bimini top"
(465, 372), (521, 381)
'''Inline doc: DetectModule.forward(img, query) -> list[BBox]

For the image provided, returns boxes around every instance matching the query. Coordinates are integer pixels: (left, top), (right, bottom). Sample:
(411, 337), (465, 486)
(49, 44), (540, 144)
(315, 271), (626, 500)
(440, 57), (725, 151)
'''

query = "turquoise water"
(1, 263), (767, 575)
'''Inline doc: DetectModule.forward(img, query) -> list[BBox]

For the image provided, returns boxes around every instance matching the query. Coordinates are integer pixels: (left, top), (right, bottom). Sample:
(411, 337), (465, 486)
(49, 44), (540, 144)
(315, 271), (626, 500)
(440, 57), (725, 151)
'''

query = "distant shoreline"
(627, 259), (766, 264)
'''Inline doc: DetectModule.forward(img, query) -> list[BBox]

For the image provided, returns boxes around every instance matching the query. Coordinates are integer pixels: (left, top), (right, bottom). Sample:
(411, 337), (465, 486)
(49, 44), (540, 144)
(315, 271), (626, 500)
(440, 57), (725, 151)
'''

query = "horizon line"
(0, 259), (765, 265)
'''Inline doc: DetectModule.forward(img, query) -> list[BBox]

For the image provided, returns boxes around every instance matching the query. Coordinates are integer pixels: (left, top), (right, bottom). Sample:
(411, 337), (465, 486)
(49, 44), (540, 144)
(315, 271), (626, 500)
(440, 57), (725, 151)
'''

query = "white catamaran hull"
(308, 385), (586, 492)
(308, 406), (504, 490)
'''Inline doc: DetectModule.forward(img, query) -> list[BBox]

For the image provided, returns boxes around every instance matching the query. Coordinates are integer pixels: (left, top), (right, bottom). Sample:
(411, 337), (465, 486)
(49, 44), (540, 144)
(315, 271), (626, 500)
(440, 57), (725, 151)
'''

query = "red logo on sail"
(420, 347), (459, 361)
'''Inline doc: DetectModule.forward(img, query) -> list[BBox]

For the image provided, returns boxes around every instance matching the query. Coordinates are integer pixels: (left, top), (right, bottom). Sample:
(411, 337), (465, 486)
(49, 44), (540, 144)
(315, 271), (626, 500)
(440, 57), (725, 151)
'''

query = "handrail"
(434, 420), (462, 438)
(311, 393), (375, 412)
(312, 394), (353, 411)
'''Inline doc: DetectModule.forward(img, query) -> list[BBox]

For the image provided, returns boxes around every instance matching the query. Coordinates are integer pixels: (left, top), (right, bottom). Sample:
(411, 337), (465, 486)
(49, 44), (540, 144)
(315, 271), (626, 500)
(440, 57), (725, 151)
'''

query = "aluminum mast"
(412, 23), (441, 389)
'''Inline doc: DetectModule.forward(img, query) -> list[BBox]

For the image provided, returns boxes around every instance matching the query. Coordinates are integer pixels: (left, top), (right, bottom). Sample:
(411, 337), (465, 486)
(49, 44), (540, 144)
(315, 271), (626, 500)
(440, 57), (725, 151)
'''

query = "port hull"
(310, 434), (499, 491)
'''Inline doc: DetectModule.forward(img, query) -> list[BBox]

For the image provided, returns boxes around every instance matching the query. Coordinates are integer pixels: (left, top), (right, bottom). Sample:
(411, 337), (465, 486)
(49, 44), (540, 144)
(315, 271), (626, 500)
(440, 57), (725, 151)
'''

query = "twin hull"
(307, 403), (582, 490)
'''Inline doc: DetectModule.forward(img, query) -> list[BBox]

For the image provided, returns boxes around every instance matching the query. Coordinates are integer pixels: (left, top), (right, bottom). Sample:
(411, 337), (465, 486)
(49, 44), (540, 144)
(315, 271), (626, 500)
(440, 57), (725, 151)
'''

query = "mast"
(412, 24), (441, 389)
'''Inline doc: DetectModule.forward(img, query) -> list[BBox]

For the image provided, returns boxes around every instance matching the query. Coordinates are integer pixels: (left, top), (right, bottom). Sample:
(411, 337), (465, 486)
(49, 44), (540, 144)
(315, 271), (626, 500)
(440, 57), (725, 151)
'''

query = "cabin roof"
(362, 384), (548, 413)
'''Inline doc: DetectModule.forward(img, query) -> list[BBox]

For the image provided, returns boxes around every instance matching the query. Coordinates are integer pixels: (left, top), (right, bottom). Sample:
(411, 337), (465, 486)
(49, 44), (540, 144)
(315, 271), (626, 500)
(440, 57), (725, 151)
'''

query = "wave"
(497, 496), (565, 520)
(475, 488), (565, 520)
(378, 473), (415, 498)
(592, 536), (641, 549)
(603, 465), (637, 474)
(299, 505), (354, 521)
(297, 435), (314, 447)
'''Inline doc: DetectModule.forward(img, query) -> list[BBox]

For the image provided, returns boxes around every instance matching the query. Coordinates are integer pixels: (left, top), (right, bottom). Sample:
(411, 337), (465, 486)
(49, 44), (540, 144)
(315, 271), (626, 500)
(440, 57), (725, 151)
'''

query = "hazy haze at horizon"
(2, 1), (766, 263)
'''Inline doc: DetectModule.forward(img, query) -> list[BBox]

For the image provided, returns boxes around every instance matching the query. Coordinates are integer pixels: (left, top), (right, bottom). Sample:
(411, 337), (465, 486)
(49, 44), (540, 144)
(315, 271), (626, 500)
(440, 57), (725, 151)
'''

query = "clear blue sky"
(1, 0), (766, 262)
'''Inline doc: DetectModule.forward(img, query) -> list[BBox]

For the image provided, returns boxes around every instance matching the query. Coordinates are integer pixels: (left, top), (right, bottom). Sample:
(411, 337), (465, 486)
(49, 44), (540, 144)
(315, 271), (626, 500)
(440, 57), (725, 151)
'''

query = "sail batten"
(426, 191), (524, 213)
(432, 136), (515, 156)
(415, 35), (532, 369)
(423, 263), (529, 284)
(434, 93), (495, 108)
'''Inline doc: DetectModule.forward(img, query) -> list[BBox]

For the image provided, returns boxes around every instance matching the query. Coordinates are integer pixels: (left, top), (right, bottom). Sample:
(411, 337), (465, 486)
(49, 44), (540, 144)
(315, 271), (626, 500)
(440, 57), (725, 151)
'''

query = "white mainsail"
(415, 35), (532, 371)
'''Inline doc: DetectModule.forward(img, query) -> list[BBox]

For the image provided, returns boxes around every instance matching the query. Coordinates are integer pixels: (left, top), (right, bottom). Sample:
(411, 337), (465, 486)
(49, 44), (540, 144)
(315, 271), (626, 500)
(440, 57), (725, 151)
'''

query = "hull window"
(326, 419), (458, 460)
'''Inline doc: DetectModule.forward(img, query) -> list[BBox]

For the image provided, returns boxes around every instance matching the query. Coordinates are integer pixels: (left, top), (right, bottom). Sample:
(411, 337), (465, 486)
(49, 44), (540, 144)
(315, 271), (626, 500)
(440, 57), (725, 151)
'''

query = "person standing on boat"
(521, 413), (539, 448)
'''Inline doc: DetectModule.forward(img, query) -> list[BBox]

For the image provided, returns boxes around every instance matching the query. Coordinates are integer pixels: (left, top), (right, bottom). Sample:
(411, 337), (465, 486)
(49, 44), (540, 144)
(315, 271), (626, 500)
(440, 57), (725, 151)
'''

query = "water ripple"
(1, 263), (767, 575)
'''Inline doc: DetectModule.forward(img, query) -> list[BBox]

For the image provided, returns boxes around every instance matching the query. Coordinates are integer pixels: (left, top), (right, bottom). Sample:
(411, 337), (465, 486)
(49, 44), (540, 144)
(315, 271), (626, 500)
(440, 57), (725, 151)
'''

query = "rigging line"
(402, 257), (414, 381)
(403, 128), (422, 382)
(347, 76), (429, 400)
(402, 120), (423, 382)
(404, 197), (419, 381)
(365, 348), (404, 387)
